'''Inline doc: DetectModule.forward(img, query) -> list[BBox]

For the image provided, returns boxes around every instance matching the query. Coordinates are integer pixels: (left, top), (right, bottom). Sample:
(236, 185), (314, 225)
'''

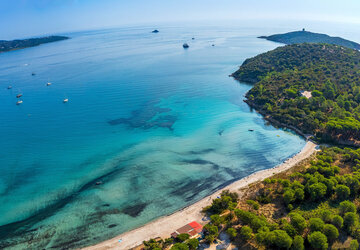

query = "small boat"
(192, 37), (195, 40)
(16, 100), (23, 105)
(7, 86), (12, 89)
(47, 82), (52, 86)
(248, 129), (254, 132)
(212, 44), (215, 47)
(95, 181), (103, 186)
(16, 94), (23, 98)
(63, 98), (68, 103)
(151, 29), (159, 33)
(31, 72), (36, 76)
(183, 43), (189, 49)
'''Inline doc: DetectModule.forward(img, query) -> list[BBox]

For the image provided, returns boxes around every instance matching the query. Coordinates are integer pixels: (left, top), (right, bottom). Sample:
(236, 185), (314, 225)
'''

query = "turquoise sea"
(0, 22), (358, 249)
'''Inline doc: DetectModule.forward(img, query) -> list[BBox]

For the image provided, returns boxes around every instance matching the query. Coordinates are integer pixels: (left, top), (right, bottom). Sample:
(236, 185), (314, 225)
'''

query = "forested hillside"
(233, 43), (360, 145)
(0, 36), (69, 53)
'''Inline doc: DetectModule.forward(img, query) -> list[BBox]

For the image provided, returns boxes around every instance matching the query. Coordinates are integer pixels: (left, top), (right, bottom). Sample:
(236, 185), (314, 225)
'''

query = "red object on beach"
(188, 221), (203, 233)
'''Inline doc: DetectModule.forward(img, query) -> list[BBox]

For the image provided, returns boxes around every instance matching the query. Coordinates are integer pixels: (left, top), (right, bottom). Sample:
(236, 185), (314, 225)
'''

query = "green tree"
(226, 227), (237, 239)
(176, 233), (190, 242)
(171, 243), (189, 250)
(240, 226), (253, 241)
(309, 218), (325, 232)
(339, 200), (356, 215)
(350, 239), (359, 250)
(332, 215), (343, 229)
(320, 209), (332, 223)
(308, 183), (327, 201)
(283, 189), (295, 205)
(290, 213), (307, 234)
(336, 185), (351, 200)
(269, 230), (293, 249)
(186, 239), (199, 250)
(323, 224), (339, 242)
(344, 212), (359, 231)
(292, 236), (304, 250)
(308, 231), (328, 250)
(210, 214), (223, 226)
(294, 188), (305, 202)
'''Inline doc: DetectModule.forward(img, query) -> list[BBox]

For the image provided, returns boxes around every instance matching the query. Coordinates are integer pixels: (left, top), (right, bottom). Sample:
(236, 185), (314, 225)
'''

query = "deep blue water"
(1, 22), (354, 248)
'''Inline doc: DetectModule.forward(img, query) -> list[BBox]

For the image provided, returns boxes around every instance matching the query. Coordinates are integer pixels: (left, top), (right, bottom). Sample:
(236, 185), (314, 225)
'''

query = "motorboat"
(183, 43), (189, 49)
(63, 98), (69, 103)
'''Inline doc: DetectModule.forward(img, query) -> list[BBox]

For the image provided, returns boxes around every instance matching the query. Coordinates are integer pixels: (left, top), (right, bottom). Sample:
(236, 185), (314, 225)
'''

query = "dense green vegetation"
(259, 30), (360, 50)
(233, 43), (360, 145)
(0, 36), (69, 53)
(202, 147), (360, 249)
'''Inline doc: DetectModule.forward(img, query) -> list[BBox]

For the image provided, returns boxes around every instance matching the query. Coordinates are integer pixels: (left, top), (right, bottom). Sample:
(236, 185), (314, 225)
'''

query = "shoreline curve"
(83, 140), (318, 250)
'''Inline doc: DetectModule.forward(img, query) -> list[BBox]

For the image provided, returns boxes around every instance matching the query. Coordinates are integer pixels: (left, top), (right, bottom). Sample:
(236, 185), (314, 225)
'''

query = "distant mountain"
(0, 36), (69, 53)
(259, 30), (360, 50)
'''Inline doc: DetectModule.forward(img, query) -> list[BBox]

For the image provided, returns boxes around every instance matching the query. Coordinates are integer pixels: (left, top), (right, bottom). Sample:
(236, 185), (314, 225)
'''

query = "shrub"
(308, 231), (328, 250)
(226, 227), (237, 239)
(335, 185), (351, 200)
(332, 215), (343, 228)
(186, 239), (199, 250)
(240, 226), (253, 241)
(350, 239), (359, 250)
(247, 200), (260, 210)
(292, 236), (304, 250)
(290, 213), (307, 234)
(309, 218), (325, 232)
(339, 200), (356, 215)
(323, 224), (339, 242)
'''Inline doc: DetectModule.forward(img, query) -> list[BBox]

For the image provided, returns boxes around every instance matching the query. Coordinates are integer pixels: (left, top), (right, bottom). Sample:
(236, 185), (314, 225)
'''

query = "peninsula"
(0, 35), (69, 53)
(259, 30), (360, 50)
(233, 43), (360, 146)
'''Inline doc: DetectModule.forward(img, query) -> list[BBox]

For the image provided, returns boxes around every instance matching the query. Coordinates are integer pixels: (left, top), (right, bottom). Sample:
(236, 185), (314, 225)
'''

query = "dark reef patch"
(108, 101), (176, 130)
(182, 159), (220, 170)
(122, 203), (148, 217)
(188, 148), (215, 155)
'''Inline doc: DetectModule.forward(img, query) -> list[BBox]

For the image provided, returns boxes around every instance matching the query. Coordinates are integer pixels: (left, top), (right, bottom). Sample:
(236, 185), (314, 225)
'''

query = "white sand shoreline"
(83, 141), (317, 250)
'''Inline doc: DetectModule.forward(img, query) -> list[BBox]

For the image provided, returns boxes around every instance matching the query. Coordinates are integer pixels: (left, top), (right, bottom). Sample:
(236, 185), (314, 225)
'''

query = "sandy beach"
(84, 141), (317, 250)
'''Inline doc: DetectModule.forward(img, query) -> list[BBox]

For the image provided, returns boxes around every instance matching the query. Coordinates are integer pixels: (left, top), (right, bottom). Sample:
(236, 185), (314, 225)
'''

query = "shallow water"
(0, 23), (313, 248)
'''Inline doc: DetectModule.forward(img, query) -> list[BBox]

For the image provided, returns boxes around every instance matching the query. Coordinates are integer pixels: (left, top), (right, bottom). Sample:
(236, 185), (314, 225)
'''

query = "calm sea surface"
(2, 22), (356, 248)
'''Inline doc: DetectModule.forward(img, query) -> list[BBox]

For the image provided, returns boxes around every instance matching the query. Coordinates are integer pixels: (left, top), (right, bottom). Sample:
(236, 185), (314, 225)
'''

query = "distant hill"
(0, 36), (69, 53)
(259, 30), (360, 50)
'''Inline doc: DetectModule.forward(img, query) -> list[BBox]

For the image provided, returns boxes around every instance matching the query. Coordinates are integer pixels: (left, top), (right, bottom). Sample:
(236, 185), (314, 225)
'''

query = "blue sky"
(1, 0), (360, 39)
